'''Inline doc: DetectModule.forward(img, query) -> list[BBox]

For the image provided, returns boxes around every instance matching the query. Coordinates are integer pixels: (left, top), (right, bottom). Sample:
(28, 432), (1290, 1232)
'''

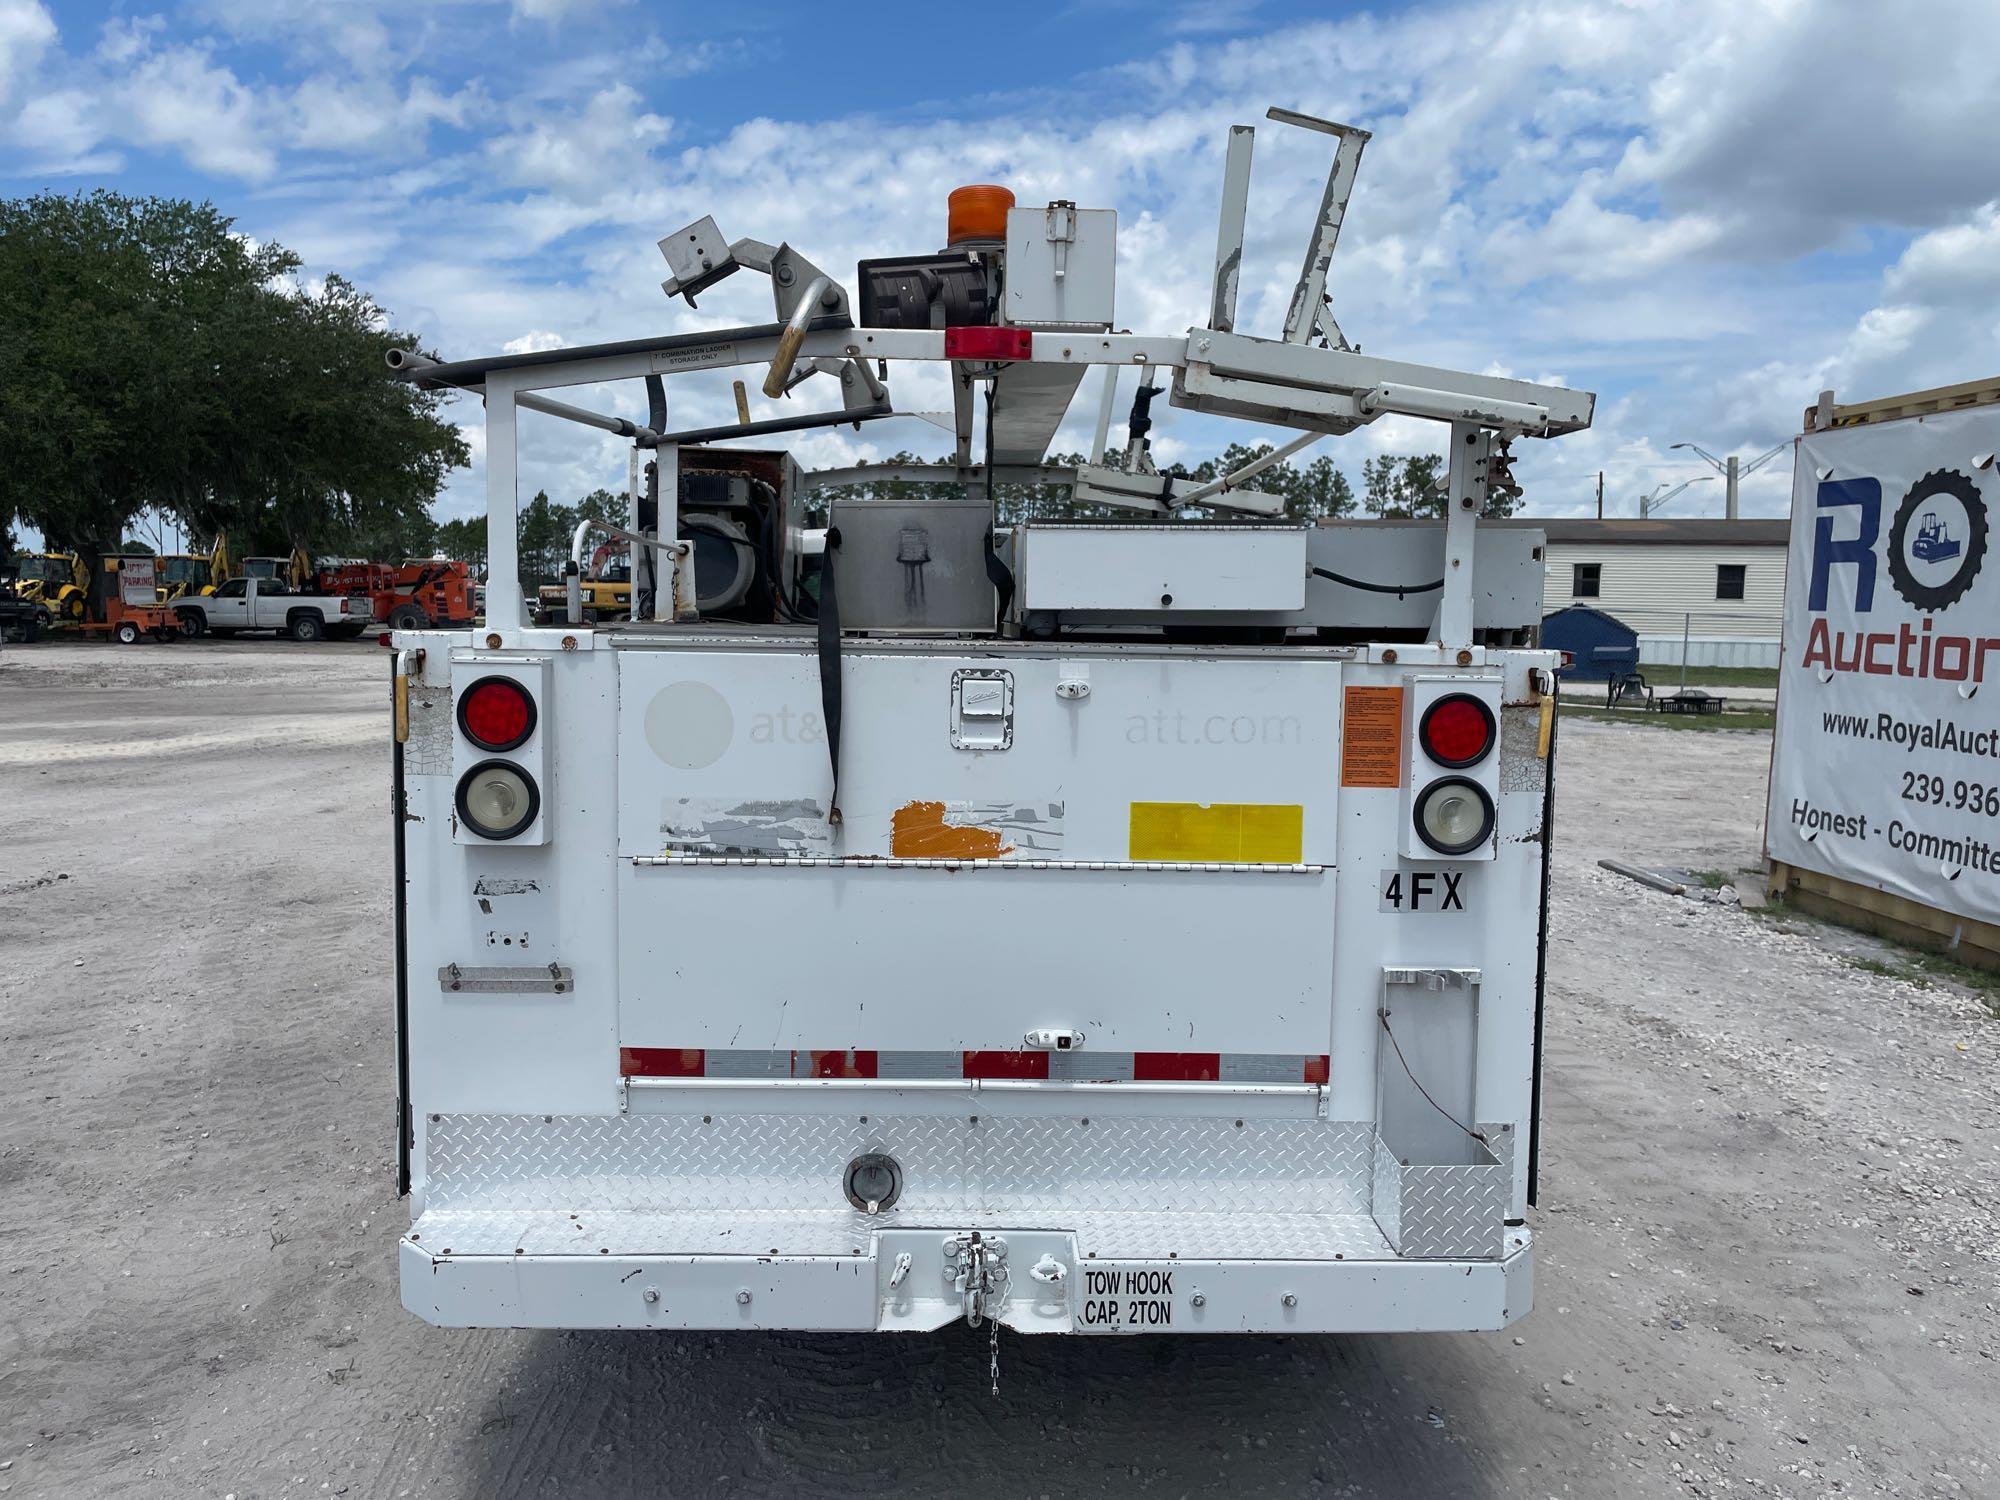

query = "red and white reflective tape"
(618, 1047), (1330, 1085)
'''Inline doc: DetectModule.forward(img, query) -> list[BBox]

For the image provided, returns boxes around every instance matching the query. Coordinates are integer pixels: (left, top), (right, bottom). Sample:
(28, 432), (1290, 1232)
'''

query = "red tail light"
(1418, 693), (1495, 768)
(457, 675), (537, 751)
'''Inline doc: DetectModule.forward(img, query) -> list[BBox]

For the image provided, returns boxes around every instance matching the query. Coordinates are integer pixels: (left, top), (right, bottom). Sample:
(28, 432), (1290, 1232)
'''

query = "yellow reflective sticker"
(1128, 802), (1305, 863)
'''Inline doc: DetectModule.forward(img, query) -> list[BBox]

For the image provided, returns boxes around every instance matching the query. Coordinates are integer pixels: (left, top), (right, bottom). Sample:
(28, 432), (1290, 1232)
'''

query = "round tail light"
(1419, 693), (1496, 768)
(457, 675), (537, 751)
(456, 760), (541, 840)
(1413, 776), (1495, 856)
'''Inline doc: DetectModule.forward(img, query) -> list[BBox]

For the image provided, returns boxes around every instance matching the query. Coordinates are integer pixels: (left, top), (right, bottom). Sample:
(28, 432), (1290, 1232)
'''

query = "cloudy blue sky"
(5, 0), (1998, 528)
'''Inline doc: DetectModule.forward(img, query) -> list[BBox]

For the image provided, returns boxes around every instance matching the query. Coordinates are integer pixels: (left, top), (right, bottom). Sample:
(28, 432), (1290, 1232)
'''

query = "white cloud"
(1615, 0), (2000, 249)
(1882, 204), (2000, 308)
(503, 330), (568, 354)
(184, 0), (393, 69)
(511, 0), (605, 22)
(118, 40), (277, 179)
(0, 0), (55, 102)
(485, 83), (671, 195)
(10, 86), (118, 173)
(287, 73), (480, 155)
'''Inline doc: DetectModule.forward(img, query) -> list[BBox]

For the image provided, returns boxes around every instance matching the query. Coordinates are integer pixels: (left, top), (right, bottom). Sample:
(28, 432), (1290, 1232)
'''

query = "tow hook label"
(1079, 1268), (1174, 1332)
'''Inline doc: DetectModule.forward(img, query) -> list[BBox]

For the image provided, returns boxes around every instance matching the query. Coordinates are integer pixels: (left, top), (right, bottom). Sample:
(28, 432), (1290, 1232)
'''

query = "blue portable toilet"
(1540, 604), (1639, 681)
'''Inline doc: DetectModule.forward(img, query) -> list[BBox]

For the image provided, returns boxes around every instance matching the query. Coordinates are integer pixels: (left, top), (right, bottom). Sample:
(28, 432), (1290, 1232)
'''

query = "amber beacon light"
(947, 184), (1015, 245)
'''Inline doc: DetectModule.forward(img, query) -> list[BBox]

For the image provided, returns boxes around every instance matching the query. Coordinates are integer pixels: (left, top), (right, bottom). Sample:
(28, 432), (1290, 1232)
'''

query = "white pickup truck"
(173, 577), (370, 641)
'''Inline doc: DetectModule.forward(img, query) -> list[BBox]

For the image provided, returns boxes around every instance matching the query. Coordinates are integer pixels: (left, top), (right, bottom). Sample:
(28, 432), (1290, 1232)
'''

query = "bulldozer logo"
(1886, 468), (1987, 612)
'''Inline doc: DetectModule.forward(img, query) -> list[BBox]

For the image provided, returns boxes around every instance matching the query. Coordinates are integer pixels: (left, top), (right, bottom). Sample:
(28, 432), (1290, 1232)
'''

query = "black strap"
(981, 385), (1015, 625)
(817, 527), (844, 825)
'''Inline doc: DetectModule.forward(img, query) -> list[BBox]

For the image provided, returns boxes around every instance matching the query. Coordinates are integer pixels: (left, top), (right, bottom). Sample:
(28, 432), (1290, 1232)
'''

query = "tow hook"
(942, 1231), (1009, 1329)
(943, 1232), (1010, 1394)
(1029, 1253), (1068, 1286)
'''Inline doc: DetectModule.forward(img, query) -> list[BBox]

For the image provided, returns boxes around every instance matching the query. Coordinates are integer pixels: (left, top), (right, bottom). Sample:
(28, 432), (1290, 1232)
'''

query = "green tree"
(1361, 454), (1447, 518)
(1361, 451), (1520, 518)
(0, 191), (467, 616)
(435, 515), (488, 579)
(516, 491), (566, 591)
(1189, 443), (1355, 521)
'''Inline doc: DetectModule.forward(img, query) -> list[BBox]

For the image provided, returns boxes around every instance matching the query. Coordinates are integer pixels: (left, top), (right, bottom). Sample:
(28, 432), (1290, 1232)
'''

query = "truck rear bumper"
(402, 1096), (1532, 1334)
(399, 1213), (1529, 1332)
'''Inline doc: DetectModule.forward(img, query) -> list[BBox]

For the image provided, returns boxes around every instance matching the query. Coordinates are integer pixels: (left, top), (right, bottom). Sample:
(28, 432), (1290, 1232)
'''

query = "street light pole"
(1638, 477), (1714, 518)
(1671, 442), (1786, 519)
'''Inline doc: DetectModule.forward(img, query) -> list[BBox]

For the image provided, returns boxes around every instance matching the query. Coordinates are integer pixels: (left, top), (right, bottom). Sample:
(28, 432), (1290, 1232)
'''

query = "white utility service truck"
(385, 108), (1593, 1364)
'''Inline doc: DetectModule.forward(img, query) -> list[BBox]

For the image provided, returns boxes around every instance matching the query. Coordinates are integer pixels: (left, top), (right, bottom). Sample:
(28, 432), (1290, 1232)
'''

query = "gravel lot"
(1, 641), (1994, 1498)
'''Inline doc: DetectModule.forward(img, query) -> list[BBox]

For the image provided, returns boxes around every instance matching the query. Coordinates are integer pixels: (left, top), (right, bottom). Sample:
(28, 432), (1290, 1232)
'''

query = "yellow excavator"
(156, 535), (232, 601)
(534, 541), (634, 624)
(7, 551), (88, 625)
(239, 544), (313, 589)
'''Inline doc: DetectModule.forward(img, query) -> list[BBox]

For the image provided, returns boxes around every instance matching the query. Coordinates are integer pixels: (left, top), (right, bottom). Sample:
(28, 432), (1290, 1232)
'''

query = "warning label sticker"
(1077, 1268), (1176, 1332)
(1341, 686), (1405, 788)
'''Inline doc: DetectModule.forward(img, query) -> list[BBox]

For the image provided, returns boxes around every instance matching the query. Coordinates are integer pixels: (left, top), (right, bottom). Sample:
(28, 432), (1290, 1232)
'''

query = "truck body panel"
(394, 633), (1550, 1334)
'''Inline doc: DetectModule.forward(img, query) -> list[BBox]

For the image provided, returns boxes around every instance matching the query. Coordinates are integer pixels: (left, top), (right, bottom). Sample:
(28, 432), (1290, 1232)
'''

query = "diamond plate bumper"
(400, 1110), (1530, 1333)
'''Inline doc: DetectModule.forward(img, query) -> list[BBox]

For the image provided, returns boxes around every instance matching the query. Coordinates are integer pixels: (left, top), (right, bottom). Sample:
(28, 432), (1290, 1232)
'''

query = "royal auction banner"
(1766, 403), (2000, 925)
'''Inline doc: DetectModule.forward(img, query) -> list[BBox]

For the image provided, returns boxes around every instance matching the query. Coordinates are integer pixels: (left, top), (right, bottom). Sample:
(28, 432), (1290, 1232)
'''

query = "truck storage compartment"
(612, 644), (1345, 1068)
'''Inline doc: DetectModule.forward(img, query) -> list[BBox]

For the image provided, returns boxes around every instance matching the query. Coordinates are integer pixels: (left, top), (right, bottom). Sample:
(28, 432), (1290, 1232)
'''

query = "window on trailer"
(1572, 562), (1601, 598)
(1716, 563), (1746, 601)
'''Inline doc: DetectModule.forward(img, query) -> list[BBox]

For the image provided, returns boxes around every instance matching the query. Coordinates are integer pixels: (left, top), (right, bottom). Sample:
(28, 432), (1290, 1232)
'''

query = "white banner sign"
(1766, 405), (2000, 925)
(117, 556), (157, 608)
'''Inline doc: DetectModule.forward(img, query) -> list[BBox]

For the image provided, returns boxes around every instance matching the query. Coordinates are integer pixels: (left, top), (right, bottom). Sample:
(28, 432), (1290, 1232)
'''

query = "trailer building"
(1504, 518), (1790, 668)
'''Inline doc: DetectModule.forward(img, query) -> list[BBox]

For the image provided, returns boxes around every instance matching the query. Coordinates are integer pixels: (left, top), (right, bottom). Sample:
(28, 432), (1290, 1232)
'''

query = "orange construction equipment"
(315, 558), (478, 630)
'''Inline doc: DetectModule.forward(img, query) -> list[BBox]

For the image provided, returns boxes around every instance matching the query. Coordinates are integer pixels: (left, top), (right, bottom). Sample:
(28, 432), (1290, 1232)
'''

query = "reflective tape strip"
(621, 1049), (1331, 1083)
(633, 855), (1325, 873)
(1127, 802), (1305, 863)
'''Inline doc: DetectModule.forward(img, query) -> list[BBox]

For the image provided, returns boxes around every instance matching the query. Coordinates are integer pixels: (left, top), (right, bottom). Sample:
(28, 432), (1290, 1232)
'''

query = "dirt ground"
(1, 640), (1994, 1499)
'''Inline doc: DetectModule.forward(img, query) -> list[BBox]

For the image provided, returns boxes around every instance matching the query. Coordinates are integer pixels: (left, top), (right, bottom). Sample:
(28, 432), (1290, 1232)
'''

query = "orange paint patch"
(890, 800), (1013, 858)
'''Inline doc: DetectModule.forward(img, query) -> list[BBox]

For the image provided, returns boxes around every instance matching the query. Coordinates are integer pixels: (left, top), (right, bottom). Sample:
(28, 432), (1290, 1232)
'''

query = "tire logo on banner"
(1886, 468), (1987, 612)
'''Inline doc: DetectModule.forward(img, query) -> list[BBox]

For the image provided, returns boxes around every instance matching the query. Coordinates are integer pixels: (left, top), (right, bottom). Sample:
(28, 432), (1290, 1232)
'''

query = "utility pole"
(1595, 471), (1604, 519)
(1725, 454), (1739, 520)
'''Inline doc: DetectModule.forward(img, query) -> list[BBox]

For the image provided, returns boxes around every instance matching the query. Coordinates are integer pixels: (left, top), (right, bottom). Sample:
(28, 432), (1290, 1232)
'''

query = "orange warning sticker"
(1341, 686), (1405, 788)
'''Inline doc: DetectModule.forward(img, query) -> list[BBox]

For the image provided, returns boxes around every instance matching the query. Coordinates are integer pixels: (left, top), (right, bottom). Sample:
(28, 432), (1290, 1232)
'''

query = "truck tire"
(177, 609), (206, 639)
(387, 603), (431, 631)
(115, 620), (141, 644)
(289, 612), (326, 642)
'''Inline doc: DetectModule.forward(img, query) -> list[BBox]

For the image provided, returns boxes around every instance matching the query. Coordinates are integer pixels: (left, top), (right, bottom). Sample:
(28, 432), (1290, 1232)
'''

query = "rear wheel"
(114, 620), (141, 645)
(387, 603), (431, 631)
(177, 611), (205, 639)
(289, 613), (326, 642)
